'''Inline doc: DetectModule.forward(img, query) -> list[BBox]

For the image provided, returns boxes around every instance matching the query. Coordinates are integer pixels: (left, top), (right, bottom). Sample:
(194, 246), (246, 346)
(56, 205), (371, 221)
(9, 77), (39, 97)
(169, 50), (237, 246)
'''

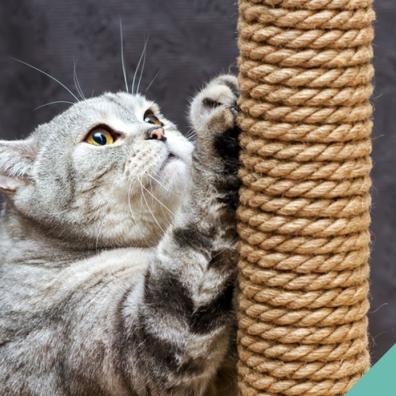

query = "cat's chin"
(159, 156), (188, 180)
(156, 157), (191, 201)
(159, 153), (178, 172)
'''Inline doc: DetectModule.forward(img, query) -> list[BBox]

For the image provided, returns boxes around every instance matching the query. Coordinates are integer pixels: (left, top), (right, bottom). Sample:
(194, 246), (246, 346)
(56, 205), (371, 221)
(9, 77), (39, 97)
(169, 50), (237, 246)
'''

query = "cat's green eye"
(144, 110), (163, 126)
(85, 127), (116, 146)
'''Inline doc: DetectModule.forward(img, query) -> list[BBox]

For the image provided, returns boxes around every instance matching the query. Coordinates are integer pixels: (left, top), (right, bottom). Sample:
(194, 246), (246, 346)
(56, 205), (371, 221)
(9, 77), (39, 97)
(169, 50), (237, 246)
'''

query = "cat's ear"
(0, 139), (37, 193)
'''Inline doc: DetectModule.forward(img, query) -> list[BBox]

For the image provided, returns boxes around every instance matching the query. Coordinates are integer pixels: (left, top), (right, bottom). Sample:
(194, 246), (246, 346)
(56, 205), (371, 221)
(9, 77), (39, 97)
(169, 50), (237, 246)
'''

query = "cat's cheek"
(11, 184), (36, 217)
(72, 143), (119, 174)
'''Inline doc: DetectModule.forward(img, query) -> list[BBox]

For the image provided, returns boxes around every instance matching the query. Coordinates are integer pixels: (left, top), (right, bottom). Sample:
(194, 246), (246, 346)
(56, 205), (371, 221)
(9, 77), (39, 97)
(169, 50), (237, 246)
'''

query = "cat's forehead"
(86, 92), (156, 119)
(33, 92), (159, 140)
(104, 92), (154, 111)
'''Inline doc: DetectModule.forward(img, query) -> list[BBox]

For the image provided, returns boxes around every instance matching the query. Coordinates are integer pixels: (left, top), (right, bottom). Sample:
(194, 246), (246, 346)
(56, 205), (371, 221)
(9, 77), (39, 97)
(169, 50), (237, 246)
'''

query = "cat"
(0, 74), (240, 395)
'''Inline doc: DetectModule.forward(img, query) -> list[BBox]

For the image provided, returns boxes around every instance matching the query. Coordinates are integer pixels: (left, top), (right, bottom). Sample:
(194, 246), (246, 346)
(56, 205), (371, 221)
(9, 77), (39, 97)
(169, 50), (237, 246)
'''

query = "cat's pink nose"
(147, 127), (166, 142)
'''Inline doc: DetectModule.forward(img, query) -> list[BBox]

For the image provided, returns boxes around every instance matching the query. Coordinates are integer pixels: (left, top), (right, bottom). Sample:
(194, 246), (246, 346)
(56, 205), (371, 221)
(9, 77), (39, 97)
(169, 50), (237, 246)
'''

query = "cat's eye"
(144, 110), (163, 126)
(85, 127), (116, 146)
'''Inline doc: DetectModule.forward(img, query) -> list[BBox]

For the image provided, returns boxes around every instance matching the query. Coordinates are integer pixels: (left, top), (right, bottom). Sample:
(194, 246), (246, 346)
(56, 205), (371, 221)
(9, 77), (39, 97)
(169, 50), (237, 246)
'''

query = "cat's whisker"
(12, 57), (79, 102)
(142, 174), (174, 229)
(119, 20), (129, 93)
(147, 173), (170, 193)
(140, 180), (175, 217)
(138, 162), (169, 194)
(73, 60), (86, 100)
(136, 42), (148, 94)
(145, 70), (159, 94)
(127, 182), (138, 226)
(95, 218), (106, 252)
(131, 40), (148, 95)
(140, 163), (157, 186)
(184, 128), (197, 141)
(34, 101), (75, 110)
(147, 174), (154, 193)
(138, 177), (165, 235)
(137, 178), (145, 209)
(146, 174), (157, 190)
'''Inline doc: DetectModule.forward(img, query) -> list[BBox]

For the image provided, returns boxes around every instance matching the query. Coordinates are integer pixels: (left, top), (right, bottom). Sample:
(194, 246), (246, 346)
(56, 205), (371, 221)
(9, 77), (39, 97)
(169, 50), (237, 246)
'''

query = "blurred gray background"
(0, 0), (394, 364)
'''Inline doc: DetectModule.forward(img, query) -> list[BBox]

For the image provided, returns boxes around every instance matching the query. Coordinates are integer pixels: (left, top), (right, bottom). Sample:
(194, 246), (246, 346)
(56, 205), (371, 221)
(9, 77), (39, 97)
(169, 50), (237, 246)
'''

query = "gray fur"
(0, 75), (239, 395)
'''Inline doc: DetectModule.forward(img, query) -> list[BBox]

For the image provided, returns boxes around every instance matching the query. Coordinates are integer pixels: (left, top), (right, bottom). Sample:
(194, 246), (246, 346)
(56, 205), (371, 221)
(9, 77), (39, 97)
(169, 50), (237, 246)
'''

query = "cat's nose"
(145, 127), (167, 142)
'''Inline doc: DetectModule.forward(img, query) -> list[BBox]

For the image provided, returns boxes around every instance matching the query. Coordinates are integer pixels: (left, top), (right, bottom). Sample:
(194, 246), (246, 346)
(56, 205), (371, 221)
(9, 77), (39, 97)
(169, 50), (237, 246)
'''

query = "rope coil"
(236, 0), (374, 394)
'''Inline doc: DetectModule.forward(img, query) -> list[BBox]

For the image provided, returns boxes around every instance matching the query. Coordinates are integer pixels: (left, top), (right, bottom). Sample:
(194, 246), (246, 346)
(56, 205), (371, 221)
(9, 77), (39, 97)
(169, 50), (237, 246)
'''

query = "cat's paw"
(189, 74), (239, 137)
(189, 75), (240, 209)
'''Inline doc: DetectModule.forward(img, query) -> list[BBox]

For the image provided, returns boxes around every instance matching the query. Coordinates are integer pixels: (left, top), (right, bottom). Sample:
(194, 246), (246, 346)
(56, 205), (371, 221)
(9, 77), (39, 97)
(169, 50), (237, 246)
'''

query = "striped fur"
(0, 75), (239, 395)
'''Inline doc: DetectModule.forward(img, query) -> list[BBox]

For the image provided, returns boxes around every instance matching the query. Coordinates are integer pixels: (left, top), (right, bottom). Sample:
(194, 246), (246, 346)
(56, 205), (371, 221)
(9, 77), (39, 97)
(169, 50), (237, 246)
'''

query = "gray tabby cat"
(0, 74), (240, 395)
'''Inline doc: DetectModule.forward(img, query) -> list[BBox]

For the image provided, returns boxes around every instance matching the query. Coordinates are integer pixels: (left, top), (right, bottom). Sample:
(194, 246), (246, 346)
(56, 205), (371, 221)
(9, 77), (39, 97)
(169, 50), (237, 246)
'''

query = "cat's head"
(0, 93), (194, 248)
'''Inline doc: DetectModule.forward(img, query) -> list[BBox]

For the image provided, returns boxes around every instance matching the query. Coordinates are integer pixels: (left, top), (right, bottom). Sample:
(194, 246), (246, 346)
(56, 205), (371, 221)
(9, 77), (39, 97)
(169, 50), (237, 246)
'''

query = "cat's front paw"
(190, 74), (239, 137)
(189, 75), (240, 177)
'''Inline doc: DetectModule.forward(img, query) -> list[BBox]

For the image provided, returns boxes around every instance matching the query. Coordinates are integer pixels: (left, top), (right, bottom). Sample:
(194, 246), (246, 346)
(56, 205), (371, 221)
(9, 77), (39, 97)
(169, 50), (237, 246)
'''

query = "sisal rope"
(236, 0), (375, 394)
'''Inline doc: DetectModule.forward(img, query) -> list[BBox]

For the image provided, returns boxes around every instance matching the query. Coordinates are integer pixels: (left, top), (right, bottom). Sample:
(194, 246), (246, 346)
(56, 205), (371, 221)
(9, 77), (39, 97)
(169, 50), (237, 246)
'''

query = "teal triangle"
(347, 344), (396, 395)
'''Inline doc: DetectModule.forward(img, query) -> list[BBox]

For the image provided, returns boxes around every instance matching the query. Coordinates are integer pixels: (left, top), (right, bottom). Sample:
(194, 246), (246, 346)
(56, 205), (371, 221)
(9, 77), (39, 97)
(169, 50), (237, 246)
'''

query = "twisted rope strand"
(240, 244), (370, 274)
(238, 316), (368, 344)
(239, 61), (374, 88)
(241, 80), (373, 107)
(239, 188), (371, 217)
(249, 0), (373, 11)
(239, 41), (374, 68)
(239, 298), (369, 326)
(240, 2), (375, 30)
(239, 23), (374, 49)
(238, 364), (363, 395)
(239, 118), (373, 143)
(240, 171), (372, 198)
(239, 335), (368, 362)
(240, 137), (371, 162)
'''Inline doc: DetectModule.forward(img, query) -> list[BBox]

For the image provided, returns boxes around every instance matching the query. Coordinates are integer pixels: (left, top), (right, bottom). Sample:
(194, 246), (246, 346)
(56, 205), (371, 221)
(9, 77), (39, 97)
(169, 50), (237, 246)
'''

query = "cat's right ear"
(0, 139), (37, 193)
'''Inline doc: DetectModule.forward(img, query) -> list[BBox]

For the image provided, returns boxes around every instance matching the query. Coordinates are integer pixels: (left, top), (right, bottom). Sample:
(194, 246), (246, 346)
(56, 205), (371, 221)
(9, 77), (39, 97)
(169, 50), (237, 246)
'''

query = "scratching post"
(236, 0), (375, 394)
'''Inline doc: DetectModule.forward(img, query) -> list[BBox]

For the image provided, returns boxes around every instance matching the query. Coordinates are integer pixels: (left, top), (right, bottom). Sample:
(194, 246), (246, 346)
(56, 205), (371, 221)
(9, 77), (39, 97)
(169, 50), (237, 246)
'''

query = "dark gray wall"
(0, 0), (394, 364)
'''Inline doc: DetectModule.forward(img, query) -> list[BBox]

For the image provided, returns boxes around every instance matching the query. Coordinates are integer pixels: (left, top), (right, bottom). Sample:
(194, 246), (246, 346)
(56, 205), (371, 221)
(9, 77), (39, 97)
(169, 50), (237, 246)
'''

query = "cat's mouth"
(160, 152), (177, 171)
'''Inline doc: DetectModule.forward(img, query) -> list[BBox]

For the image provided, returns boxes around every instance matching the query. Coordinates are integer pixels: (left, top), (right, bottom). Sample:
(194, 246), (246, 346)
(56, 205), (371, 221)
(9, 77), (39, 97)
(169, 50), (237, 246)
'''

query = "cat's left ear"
(0, 139), (37, 193)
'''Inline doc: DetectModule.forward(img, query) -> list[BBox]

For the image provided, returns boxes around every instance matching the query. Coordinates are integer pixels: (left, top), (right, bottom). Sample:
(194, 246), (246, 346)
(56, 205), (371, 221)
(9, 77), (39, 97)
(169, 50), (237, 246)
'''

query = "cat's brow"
(105, 95), (135, 118)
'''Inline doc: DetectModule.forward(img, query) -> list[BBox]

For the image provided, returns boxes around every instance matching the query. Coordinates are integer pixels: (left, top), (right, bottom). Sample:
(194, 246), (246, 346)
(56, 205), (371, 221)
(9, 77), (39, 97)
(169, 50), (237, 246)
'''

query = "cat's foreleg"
(120, 75), (240, 395)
